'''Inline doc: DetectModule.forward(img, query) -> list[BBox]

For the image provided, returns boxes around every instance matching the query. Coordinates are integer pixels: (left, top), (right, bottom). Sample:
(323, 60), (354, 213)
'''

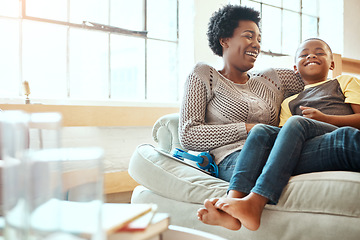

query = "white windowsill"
(0, 97), (181, 108)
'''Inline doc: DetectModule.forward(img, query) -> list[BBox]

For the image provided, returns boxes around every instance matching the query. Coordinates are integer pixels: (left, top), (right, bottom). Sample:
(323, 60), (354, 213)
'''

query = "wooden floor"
(104, 171), (138, 203)
(105, 191), (133, 203)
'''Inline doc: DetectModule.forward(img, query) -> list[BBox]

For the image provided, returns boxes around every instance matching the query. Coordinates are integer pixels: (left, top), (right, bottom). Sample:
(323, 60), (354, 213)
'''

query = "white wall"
(318, 0), (344, 56)
(319, 0), (360, 60)
(343, 0), (360, 59)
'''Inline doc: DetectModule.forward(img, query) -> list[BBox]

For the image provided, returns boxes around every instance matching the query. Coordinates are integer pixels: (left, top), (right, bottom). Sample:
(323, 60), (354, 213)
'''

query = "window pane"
(282, 10), (300, 55)
(0, 19), (19, 97)
(261, 5), (281, 53)
(241, 0), (261, 12)
(283, 0), (300, 12)
(302, 15), (318, 41)
(261, 0), (281, 7)
(0, 0), (19, 17)
(228, 0), (240, 5)
(22, 20), (67, 98)
(147, 0), (177, 41)
(110, 34), (145, 100)
(302, 0), (318, 16)
(69, 29), (109, 99)
(70, 0), (108, 25)
(147, 40), (178, 101)
(26, 0), (67, 21)
(110, 0), (144, 31)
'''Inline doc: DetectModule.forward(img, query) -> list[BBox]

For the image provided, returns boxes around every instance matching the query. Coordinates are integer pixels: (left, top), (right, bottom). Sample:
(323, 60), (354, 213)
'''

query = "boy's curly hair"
(207, 5), (261, 57)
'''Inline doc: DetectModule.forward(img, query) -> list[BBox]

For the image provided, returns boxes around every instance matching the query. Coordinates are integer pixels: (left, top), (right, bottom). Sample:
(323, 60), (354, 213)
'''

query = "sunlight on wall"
(253, 54), (294, 72)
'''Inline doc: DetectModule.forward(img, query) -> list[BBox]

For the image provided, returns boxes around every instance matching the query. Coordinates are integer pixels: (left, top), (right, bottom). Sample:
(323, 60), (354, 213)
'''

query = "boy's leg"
(213, 116), (343, 231)
(294, 126), (360, 175)
(216, 116), (338, 230)
(251, 116), (338, 204)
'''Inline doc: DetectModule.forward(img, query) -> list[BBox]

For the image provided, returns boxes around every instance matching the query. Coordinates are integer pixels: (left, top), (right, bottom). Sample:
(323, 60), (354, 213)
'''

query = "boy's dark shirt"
(289, 79), (354, 116)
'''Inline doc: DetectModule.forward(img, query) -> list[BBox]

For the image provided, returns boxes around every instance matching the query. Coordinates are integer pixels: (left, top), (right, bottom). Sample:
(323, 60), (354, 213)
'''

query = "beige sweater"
(179, 62), (304, 164)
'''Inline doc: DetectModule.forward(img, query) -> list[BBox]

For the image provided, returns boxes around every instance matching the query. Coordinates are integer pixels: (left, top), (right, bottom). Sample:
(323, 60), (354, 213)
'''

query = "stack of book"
(21, 200), (169, 240)
(107, 204), (170, 240)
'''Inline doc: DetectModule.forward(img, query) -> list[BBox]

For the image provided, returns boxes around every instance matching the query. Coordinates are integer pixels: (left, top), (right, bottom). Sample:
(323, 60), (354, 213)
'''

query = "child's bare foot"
(215, 193), (267, 231)
(197, 198), (241, 231)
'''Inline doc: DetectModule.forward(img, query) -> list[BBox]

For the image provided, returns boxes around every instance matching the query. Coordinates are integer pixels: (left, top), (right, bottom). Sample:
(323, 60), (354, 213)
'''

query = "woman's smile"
(245, 51), (259, 61)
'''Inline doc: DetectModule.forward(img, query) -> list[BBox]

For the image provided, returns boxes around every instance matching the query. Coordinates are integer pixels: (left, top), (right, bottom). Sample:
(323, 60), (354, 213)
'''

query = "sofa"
(128, 113), (360, 240)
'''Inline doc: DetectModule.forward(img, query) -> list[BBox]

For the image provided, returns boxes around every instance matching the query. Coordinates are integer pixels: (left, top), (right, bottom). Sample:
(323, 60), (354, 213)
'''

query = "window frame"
(239, 0), (320, 57)
(0, 0), (180, 105)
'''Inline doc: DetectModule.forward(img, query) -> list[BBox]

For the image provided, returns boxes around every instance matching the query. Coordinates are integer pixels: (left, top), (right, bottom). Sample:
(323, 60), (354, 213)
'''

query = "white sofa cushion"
(129, 143), (360, 218)
(131, 185), (360, 240)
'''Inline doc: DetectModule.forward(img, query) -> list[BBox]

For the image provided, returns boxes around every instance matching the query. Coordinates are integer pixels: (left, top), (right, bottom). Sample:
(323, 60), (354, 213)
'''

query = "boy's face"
(294, 39), (335, 83)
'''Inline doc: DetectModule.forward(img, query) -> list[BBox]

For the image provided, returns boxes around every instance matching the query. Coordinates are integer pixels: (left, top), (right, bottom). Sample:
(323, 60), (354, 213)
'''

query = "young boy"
(197, 38), (360, 231)
(280, 38), (360, 128)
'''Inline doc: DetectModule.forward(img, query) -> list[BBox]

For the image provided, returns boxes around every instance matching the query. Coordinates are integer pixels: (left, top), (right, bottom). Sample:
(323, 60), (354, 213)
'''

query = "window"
(238, 0), (320, 56)
(0, 0), (179, 103)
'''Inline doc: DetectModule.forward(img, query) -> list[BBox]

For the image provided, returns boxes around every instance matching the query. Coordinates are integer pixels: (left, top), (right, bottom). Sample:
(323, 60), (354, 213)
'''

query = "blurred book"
(103, 203), (155, 235)
(119, 205), (158, 232)
(25, 199), (154, 236)
(109, 213), (170, 240)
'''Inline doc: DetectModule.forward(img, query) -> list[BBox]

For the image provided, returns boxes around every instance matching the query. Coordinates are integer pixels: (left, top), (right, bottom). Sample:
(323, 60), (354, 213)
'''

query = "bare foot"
(215, 193), (267, 231)
(197, 198), (241, 231)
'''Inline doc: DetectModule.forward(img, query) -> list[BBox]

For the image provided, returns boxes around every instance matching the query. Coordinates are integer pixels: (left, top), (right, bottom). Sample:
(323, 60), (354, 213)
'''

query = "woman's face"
(221, 20), (261, 72)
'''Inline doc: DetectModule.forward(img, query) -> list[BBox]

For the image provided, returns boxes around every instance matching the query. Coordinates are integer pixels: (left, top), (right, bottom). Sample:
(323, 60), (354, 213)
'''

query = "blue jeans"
(225, 116), (360, 204)
(218, 150), (240, 182)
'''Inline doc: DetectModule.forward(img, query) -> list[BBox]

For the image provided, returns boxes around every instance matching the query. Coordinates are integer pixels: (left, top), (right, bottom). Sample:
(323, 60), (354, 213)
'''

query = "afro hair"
(207, 5), (261, 57)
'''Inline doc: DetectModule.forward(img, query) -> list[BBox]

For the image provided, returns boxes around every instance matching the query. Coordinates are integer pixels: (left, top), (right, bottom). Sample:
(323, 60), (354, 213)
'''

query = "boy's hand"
(299, 104), (360, 129)
(299, 106), (327, 122)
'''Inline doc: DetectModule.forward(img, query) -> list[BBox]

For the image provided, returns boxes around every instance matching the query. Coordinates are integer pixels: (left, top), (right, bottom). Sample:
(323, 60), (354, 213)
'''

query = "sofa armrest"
(129, 144), (228, 203)
(152, 113), (184, 153)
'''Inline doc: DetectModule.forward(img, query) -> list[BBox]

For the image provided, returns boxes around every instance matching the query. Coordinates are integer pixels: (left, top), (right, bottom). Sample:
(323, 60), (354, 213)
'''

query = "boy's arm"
(279, 102), (293, 127)
(279, 94), (298, 127)
(300, 104), (360, 129)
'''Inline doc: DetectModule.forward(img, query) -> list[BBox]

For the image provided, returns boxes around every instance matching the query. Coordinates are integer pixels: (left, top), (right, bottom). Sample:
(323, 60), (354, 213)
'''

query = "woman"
(179, 4), (303, 182)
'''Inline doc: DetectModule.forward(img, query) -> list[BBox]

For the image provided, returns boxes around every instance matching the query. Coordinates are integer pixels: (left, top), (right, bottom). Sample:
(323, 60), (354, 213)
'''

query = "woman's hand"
(245, 123), (256, 133)
(299, 106), (327, 122)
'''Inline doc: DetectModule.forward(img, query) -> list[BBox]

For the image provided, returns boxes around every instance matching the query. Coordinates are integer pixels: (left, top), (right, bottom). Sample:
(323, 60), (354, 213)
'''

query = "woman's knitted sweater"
(179, 62), (304, 164)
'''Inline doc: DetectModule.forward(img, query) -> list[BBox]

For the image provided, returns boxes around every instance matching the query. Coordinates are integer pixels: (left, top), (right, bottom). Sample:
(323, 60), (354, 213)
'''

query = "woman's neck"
(219, 66), (249, 84)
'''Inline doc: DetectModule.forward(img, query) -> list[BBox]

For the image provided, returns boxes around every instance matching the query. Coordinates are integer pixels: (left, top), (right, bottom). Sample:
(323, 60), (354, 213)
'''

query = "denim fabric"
(228, 116), (360, 204)
(218, 150), (240, 182)
(294, 126), (360, 174)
